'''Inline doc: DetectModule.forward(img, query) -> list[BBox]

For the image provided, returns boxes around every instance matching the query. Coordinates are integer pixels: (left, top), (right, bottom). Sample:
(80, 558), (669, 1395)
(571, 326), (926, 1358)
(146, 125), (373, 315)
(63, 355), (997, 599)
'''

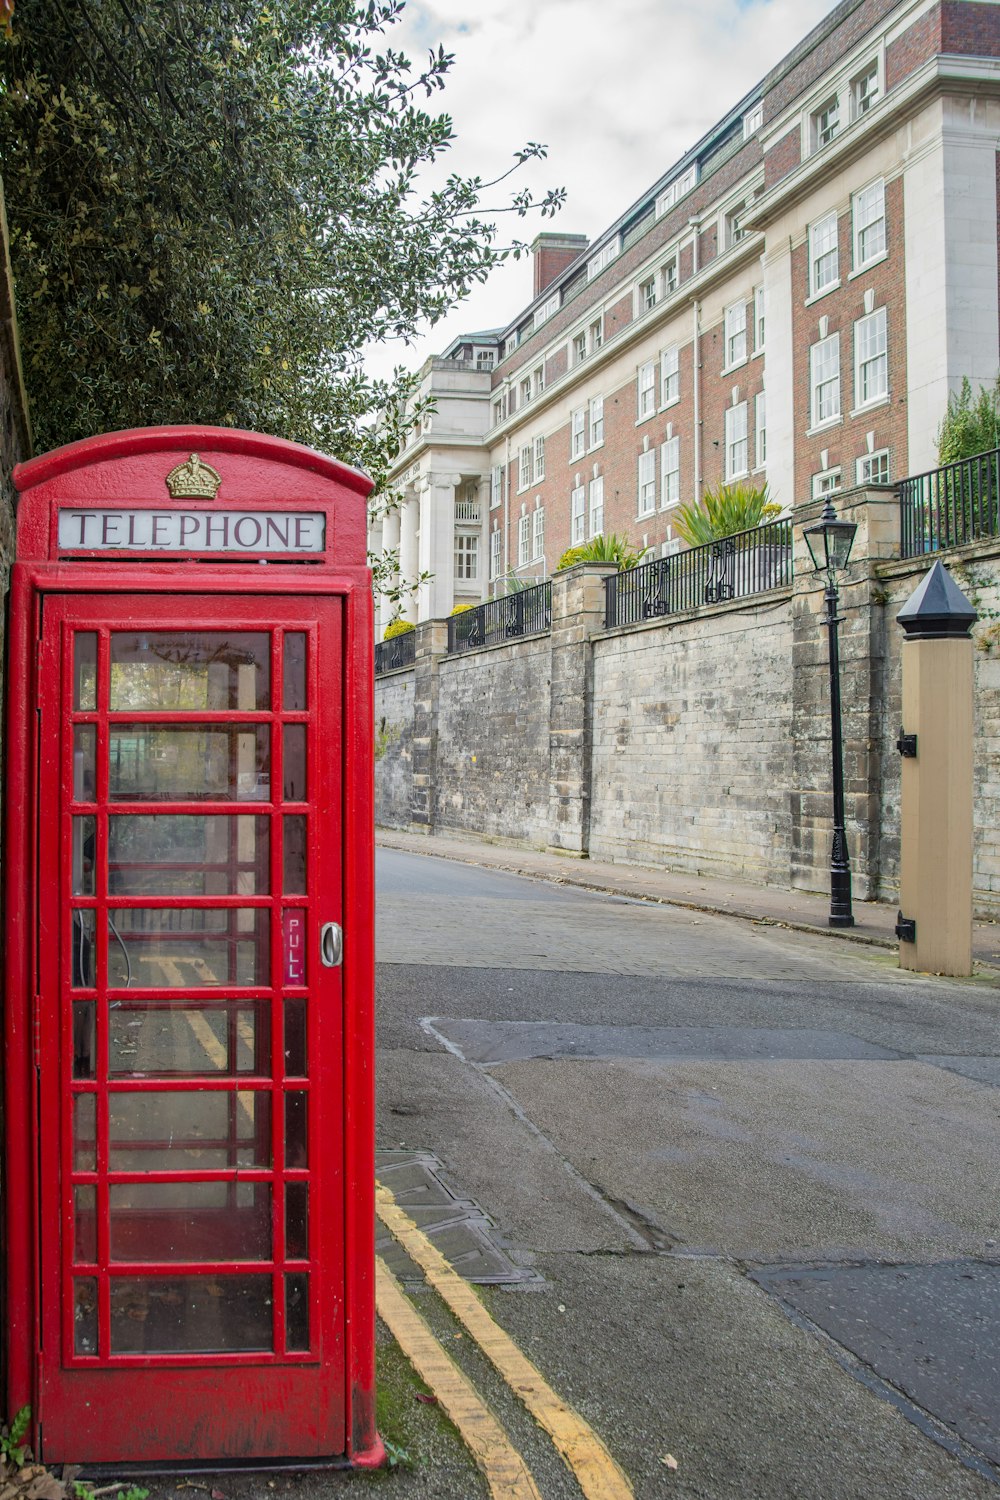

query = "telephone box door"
(36, 592), (347, 1463)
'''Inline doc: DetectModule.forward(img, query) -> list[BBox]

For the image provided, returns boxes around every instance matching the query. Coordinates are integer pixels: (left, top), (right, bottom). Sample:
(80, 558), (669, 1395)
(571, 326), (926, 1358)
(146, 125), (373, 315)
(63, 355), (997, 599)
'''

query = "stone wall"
(374, 665), (415, 831)
(375, 490), (1000, 915)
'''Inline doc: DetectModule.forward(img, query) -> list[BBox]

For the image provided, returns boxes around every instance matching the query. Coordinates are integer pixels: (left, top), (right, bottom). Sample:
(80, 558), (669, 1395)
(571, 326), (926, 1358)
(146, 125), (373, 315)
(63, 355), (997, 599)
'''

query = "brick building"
(375, 0), (1000, 627)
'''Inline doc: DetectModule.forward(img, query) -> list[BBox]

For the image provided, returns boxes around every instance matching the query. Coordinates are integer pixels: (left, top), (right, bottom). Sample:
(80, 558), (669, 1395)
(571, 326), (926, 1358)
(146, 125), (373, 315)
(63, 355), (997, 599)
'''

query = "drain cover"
(376, 1150), (543, 1289)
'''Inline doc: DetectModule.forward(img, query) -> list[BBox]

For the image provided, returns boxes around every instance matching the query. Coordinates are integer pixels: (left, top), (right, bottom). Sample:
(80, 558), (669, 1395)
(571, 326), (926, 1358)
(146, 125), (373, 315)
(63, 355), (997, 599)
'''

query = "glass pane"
(110, 1276), (273, 1354)
(73, 1003), (95, 1079)
(74, 1186), (97, 1263)
(73, 634), (97, 711)
(283, 725), (307, 801)
(107, 908), (270, 987)
(283, 634), (307, 712)
(283, 816), (307, 894)
(286, 1273), (309, 1352)
(109, 633), (270, 711)
(74, 1093), (96, 1170)
(285, 1092), (308, 1169)
(71, 910), (96, 989)
(72, 816), (97, 895)
(109, 816), (270, 895)
(110, 1181), (271, 1262)
(282, 909), (306, 986)
(74, 1278), (98, 1356)
(284, 1000), (307, 1077)
(73, 726), (96, 803)
(108, 726), (270, 803)
(108, 1089), (271, 1171)
(109, 1002), (271, 1077)
(286, 1182), (308, 1260)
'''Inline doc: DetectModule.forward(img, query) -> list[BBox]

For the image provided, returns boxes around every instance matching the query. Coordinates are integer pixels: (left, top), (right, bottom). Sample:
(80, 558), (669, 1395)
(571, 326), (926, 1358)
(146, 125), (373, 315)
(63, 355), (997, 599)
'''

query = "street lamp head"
(803, 499), (858, 579)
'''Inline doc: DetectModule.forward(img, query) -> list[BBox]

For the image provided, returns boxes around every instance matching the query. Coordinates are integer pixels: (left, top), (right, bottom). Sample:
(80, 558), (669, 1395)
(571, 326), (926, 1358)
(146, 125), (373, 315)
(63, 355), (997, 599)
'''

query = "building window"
(570, 484), (586, 544)
(664, 258), (678, 294)
(724, 402), (749, 481)
(857, 449), (890, 485)
(755, 392), (766, 467)
(640, 277), (658, 313)
(851, 62), (879, 121)
(589, 395), (604, 448)
(532, 506), (545, 561)
(754, 285), (765, 353)
(534, 292), (559, 330)
(638, 449), (656, 516)
(573, 331), (588, 364)
(724, 300), (747, 367)
(590, 318), (604, 352)
(853, 179), (886, 269)
(518, 446), (532, 491)
(493, 393), (508, 425)
(656, 165), (698, 218)
(661, 437), (680, 508)
(454, 533), (479, 581)
(855, 307), (888, 406)
(812, 466), (842, 498)
(504, 333), (519, 358)
(661, 345), (680, 406)
(743, 102), (763, 139)
(517, 511), (531, 568)
(476, 349), (495, 370)
(588, 475), (604, 536)
(637, 362), (656, 420)
(489, 526), (502, 581)
(533, 366), (545, 399)
(571, 408), (586, 460)
(520, 376), (532, 407)
(587, 238), (620, 280)
(810, 334), (840, 426)
(490, 465), (505, 509)
(809, 211), (839, 296)
(534, 434), (546, 481)
(725, 203), (747, 249)
(812, 95), (840, 150)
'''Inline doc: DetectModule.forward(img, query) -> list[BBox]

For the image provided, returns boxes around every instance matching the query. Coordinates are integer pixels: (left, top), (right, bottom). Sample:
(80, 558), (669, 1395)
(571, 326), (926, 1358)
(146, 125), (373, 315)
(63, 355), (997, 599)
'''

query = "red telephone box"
(4, 427), (383, 1468)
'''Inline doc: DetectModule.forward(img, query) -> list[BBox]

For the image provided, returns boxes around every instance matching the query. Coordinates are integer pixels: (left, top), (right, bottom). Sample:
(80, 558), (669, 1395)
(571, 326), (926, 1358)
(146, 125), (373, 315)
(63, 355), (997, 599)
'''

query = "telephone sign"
(4, 428), (382, 1468)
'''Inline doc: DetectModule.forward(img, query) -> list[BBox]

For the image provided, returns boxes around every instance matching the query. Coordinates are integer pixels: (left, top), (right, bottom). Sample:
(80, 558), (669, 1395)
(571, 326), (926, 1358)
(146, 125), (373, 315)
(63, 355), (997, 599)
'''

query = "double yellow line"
(375, 1185), (634, 1499)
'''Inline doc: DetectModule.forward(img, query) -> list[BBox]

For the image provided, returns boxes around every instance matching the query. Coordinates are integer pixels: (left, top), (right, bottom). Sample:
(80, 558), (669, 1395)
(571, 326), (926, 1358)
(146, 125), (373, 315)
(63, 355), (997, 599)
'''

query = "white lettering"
(58, 509), (327, 555)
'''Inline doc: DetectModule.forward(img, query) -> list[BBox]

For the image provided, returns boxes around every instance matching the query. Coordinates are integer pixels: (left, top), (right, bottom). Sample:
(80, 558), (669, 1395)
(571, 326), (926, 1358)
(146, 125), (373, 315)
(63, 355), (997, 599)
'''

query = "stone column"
(896, 562), (977, 976)
(397, 489), (419, 624)
(547, 562), (618, 855)
(378, 504), (401, 637)
(760, 239), (795, 513)
(409, 618), (450, 833)
(417, 472), (457, 621)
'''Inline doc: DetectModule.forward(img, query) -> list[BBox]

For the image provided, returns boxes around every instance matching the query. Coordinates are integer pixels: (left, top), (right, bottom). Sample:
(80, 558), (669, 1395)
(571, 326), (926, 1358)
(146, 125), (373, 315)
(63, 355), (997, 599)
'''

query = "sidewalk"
(377, 826), (1000, 969)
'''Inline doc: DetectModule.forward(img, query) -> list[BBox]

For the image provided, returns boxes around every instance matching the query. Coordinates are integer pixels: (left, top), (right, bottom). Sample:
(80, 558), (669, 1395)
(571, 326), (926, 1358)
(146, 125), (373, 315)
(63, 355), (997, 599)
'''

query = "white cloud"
(364, 0), (839, 383)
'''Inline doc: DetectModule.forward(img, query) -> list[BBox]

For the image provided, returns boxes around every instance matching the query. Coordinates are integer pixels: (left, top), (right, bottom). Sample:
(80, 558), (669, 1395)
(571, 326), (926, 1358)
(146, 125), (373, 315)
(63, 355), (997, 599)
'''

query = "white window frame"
(812, 95), (840, 151)
(532, 506), (545, 562)
(663, 257), (679, 295)
(590, 318), (604, 352)
(518, 445), (532, 492)
(520, 376), (532, 408)
(812, 466), (842, 499)
(475, 348), (495, 371)
(534, 434), (546, 482)
(589, 395), (604, 449)
(724, 300), (747, 369)
(637, 449), (656, 517)
(853, 179), (886, 270)
(754, 285), (765, 353)
(660, 437), (680, 509)
(810, 334), (841, 427)
(588, 475), (604, 537)
(808, 212), (839, 297)
(572, 331), (588, 365)
(454, 532), (479, 581)
(517, 511), (531, 568)
(637, 362), (656, 421)
(504, 333), (519, 358)
(725, 204), (747, 250)
(532, 365), (545, 399)
(489, 526), (502, 581)
(570, 408), (586, 461)
(490, 464), (504, 509)
(724, 402), (749, 482)
(640, 276), (658, 313)
(754, 391), (766, 469)
(856, 449), (890, 486)
(587, 237), (620, 280)
(850, 61), (879, 121)
(855, 307), (888, 408)
(656, 165), (698, 219)
(743, 102), (763, 139)
(661, 345), (680, 406)
(570, 484), (586, 544)
(533, 292), (559, 330)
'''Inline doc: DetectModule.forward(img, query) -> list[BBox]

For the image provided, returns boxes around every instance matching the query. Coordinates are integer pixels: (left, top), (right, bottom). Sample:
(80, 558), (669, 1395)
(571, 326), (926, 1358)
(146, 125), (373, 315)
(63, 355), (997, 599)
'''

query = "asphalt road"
(374, 846), (1000, 1499)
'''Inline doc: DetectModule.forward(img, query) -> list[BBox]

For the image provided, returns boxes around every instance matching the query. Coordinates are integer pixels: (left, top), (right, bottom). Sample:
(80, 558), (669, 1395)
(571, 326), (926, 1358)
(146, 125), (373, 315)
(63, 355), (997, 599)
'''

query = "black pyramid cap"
(897, 560), (978, 639)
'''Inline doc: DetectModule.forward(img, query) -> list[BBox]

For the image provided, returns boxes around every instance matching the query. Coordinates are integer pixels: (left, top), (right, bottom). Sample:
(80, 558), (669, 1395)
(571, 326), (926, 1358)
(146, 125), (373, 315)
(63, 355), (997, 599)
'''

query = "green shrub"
(383, 618), (416, 640)
(673, 482), (780, 547)
(937, 377), (1000, 465)
(554, 534), (647, 571)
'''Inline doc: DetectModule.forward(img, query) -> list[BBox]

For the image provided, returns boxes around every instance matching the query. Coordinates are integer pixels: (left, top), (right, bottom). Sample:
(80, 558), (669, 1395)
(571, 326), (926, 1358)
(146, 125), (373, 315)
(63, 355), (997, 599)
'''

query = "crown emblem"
(165, 453), (222, 500)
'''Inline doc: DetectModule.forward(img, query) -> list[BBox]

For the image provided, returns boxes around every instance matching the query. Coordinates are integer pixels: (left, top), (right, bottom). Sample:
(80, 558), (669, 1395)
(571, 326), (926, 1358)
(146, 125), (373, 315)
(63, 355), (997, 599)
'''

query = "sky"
(364, 0), (841, 386)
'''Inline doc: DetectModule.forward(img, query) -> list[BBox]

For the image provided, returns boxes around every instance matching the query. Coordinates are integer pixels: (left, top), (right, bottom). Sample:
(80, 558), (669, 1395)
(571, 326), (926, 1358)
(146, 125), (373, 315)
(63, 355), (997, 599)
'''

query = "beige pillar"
(397, 490), (420, 624)
(896, 562), (977, 976)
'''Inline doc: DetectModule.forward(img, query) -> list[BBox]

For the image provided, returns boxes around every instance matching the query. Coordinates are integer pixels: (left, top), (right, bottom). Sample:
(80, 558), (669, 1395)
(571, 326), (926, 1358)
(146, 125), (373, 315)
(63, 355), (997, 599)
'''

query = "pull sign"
(283, 911), (307, 985)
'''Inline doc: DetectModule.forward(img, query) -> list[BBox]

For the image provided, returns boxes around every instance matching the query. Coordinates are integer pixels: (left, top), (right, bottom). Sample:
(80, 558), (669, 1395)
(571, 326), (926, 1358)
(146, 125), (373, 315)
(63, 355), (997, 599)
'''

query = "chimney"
(532, 232), (589, 298)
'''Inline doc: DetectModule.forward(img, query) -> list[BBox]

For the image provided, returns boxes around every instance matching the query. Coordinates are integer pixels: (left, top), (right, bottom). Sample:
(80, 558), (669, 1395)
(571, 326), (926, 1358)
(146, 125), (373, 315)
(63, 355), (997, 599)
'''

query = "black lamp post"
(803, 498), (859, 927)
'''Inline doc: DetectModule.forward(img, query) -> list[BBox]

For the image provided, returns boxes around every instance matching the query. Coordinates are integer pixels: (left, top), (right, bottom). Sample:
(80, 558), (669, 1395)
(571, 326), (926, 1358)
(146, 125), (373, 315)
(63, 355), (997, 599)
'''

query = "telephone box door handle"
(320, 921), (343, 968)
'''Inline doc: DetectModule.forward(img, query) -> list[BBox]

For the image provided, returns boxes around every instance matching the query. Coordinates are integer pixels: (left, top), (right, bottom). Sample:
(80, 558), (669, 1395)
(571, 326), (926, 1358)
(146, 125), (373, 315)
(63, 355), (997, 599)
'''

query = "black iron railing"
(605, 519), (793, 628)
(899, 447), (1000, 558)
(374, 630), (416, 675)
(448, 582), (552, 653)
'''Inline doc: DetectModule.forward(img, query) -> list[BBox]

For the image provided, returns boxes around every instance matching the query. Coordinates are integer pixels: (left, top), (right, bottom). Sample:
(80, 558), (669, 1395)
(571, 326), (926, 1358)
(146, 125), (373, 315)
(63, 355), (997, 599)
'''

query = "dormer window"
(587, 238), (620, 281)
(742, 103), (763, 139)
(656, 165), (698, 218)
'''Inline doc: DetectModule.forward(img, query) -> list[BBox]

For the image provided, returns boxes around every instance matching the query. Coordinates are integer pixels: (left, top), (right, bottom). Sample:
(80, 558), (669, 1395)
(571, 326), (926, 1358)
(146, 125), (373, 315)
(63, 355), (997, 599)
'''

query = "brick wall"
(765, 128), (803, 191)
(886, 4), (942, 90)
(942, 0), (1000, 54)
(763, 0), (896, 124)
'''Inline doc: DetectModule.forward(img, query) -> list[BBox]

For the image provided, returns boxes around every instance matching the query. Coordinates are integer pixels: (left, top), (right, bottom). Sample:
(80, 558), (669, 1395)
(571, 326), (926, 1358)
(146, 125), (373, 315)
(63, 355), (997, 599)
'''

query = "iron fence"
(899, 447), (1000, 558)
(374, 630), (416, 675)
(448, 581), (552, 653)
(605, 519), (793, 629)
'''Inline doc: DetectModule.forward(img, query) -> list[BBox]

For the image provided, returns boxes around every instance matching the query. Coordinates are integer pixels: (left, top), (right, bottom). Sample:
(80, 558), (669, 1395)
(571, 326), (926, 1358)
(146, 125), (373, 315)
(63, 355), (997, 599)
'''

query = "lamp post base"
(829, 913), (856, 928)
